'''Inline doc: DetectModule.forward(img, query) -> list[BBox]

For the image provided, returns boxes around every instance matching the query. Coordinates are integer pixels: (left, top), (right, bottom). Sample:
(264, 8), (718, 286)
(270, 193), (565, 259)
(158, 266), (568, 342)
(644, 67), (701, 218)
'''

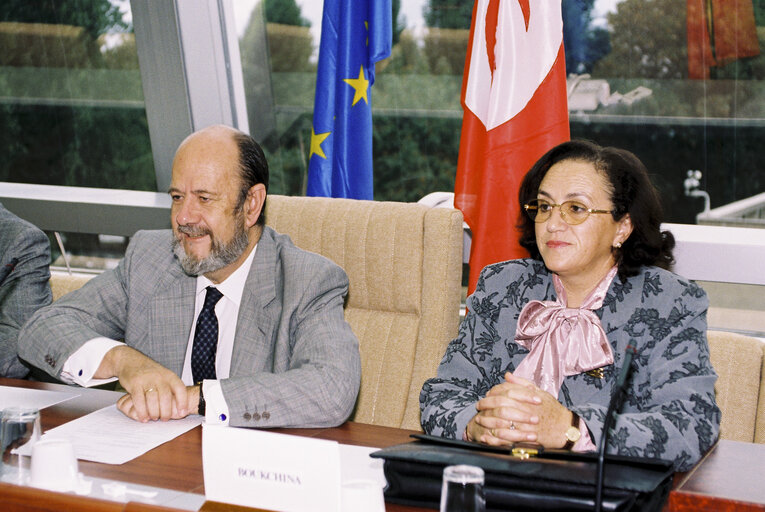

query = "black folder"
(370, 434), (673, 511)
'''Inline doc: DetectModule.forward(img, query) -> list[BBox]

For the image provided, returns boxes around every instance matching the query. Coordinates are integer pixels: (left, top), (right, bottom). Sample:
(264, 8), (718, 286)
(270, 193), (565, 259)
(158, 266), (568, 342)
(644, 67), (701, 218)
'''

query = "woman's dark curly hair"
(517, 140), (674, 280)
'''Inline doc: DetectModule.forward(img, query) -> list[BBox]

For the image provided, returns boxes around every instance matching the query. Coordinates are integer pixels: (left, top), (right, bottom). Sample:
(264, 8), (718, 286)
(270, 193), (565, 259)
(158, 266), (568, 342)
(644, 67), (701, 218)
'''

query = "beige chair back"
(265, 195), (463, 430)
(49, 271), (96, 301)
(707, 330), (765, 443)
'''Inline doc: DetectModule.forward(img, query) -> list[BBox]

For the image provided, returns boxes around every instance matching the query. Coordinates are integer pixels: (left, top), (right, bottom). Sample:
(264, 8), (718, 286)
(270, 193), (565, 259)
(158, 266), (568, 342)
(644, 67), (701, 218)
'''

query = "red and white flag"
(455, 0), (569, 293)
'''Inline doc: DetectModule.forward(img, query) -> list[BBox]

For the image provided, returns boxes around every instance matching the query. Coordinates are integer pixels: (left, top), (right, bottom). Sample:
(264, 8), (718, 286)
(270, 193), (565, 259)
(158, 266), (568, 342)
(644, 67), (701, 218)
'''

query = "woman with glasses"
(420, 140), (719, 471)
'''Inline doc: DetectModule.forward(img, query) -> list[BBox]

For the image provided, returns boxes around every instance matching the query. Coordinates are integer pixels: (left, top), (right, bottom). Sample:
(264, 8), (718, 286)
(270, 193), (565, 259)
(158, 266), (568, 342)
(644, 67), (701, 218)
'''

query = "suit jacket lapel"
(149, 261), (196, 375)
(231, 227), (280, 375)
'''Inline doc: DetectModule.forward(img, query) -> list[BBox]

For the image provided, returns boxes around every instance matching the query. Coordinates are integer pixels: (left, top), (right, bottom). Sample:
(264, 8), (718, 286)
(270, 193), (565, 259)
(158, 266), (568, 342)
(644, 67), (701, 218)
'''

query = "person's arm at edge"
(0, 224), (52, 378)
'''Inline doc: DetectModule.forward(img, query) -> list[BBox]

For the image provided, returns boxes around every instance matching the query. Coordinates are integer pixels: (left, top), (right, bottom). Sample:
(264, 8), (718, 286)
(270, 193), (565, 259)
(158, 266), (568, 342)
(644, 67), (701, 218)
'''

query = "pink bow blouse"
(513, 266), (617, 396)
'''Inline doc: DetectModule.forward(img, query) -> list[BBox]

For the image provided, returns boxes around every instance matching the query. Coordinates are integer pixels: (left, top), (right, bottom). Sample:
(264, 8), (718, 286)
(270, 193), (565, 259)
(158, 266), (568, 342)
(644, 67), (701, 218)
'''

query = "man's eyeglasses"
(523, 199), (613, 225)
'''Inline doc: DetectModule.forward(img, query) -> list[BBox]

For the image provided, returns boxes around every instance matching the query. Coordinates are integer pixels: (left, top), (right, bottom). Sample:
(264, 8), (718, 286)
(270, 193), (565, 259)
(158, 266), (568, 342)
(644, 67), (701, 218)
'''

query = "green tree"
(264, 0), (309, 27)
(593, 0), (686, 79)
(420, 0), (472, 76)
(373, 116), (460, 202)
(755, 0), (765, 23)
(423, 0), (472, 29)
(0, 0), (128, 39)
(381, 28), (429, 74)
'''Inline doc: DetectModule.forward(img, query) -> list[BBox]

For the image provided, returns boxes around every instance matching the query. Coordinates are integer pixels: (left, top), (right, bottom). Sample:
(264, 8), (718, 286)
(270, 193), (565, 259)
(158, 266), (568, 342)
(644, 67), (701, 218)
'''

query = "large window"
(0, 1), (152, 268)
(234, 0), (765, 221)
(0, 0), (154, 191)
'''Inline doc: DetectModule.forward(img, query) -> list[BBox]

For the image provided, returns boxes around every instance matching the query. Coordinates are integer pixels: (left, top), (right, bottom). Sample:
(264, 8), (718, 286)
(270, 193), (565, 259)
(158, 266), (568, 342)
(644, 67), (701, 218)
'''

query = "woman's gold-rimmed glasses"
(523, 199), (613, 225)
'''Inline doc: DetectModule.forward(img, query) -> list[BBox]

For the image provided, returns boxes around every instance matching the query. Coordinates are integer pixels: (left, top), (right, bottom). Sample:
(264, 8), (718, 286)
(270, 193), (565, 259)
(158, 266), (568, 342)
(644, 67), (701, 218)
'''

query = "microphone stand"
(594, 345), (637, 512)
(0, 257), (19, 287)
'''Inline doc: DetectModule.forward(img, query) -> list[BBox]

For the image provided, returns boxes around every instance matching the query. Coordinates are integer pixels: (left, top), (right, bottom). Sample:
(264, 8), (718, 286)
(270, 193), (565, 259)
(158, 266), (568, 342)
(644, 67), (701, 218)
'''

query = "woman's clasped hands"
(466, 372), (574, 449)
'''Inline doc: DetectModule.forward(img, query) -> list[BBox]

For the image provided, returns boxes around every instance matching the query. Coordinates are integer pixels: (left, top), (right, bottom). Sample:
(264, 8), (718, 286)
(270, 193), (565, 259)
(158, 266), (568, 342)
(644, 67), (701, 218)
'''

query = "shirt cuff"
(572, 417), (597, 452)
(202, 380), (230, 426)
(61, 338), (123, 387)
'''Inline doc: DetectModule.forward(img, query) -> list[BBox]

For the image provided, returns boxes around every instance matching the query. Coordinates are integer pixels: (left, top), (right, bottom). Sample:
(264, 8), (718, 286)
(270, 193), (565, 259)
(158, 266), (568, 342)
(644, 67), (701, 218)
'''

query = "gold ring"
(491, 428), (497, 437)
(145, 388), (156, 393)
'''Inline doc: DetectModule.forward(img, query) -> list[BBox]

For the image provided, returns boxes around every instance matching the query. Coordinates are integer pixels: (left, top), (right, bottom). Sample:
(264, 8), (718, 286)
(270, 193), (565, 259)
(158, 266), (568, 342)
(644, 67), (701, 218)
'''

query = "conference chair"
(265, 195), (463, 430)
(49, 271), (97, 301)
(706, 330), (765, 443)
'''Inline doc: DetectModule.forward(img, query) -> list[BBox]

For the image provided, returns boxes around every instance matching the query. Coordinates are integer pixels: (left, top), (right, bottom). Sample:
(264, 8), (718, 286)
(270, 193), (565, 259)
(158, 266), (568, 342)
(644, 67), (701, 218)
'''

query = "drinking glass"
(440, 464), (486, 512)
(1, 407), (41, 484)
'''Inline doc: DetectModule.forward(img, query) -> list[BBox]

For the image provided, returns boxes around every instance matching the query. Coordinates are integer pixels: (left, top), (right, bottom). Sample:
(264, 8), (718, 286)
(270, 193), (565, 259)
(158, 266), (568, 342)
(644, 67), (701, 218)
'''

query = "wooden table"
(0, 378), (430, 512)
(667, 439), (765, 511)
(3, 378), (765, 512)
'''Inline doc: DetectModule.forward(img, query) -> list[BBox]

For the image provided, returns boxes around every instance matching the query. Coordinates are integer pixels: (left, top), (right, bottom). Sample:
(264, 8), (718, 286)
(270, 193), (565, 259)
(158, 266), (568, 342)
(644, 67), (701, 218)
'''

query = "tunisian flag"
(455, 0), (570, 293)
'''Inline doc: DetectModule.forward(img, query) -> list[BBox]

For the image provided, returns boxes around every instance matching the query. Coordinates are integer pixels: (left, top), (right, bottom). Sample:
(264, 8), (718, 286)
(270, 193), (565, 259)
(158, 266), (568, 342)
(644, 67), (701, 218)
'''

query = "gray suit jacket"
(421, 259), (720, 471)
(0, 203), (52, 378)
(19, 227), (361, 428)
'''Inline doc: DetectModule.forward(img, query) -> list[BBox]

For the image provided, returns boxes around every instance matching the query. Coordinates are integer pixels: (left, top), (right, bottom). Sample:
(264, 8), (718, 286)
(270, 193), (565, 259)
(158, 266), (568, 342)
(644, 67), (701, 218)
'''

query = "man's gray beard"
(172, 221), (250, 277)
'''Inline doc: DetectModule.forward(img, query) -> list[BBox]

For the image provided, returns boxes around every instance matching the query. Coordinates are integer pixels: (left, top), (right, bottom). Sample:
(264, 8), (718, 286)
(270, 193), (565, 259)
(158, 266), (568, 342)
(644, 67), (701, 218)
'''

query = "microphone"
(0, 257), (19, 287)
(594, 344), (637, 512)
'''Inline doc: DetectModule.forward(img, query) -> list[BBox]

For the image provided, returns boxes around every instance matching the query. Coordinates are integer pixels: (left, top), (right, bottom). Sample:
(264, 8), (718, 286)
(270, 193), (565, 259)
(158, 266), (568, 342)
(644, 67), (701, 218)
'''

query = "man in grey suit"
(19, 125), (361, 428)
(0, 203), (52, 378)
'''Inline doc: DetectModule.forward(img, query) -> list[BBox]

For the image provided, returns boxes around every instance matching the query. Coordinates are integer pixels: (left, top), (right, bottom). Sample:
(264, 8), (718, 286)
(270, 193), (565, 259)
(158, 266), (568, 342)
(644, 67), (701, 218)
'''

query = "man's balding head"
(176, 125), (269, 226)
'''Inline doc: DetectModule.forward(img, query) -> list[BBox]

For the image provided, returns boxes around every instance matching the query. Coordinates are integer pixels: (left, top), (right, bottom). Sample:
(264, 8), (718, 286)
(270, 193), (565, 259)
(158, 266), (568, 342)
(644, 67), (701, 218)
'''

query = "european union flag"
(307, 0), (391, 200)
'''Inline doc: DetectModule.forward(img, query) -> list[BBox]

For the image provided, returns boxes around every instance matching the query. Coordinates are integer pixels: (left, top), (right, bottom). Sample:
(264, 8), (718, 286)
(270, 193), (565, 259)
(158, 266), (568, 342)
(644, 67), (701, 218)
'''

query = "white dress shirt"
(61, 244), (258, 426)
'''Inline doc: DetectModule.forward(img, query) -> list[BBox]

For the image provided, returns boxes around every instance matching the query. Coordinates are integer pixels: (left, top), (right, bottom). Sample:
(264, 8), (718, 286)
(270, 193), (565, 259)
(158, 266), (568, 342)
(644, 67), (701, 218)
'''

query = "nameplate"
(202, 424), (340, 512)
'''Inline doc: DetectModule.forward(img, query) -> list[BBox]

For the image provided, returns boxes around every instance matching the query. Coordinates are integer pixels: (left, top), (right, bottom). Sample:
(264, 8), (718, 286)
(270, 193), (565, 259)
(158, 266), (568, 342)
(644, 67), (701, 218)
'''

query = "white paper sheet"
(41, 405), (203, 464)
(0, 385), (79, 410)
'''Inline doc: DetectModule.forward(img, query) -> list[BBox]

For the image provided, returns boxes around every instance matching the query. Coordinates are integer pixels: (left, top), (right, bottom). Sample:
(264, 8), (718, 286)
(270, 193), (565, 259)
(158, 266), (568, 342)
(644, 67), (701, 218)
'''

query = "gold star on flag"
(309, 127), (330, 159)
(343, 66), (369, 106)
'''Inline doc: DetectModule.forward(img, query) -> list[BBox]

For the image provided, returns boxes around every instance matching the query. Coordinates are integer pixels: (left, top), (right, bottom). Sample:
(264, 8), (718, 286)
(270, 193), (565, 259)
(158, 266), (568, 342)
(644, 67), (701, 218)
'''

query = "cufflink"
(218, 414), (226, 422)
